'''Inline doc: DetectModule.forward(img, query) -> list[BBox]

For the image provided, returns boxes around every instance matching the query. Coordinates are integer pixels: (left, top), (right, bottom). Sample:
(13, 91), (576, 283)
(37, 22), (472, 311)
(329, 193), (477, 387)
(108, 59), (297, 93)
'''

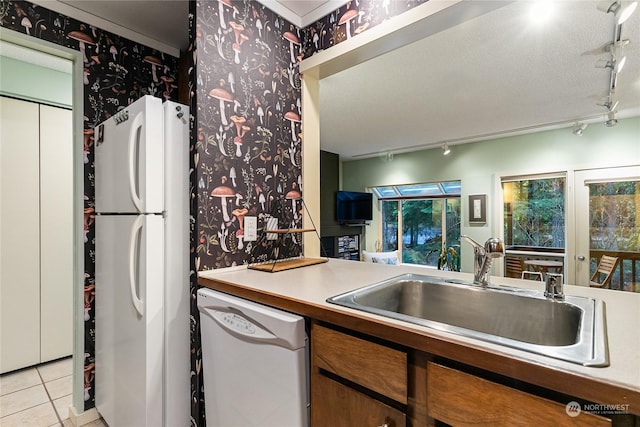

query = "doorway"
(0, 28), (85, 417)
(574, 166), (640, 290)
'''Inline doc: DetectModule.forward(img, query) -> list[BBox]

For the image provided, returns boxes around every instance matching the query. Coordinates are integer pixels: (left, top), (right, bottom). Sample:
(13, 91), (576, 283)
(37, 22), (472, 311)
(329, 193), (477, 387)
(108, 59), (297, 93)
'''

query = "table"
(523, 259), (563, 277)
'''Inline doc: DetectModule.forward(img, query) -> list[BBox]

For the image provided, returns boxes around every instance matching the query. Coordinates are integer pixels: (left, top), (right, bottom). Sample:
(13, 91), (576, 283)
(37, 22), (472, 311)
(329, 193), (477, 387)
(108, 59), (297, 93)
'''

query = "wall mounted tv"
(336, 191), (373, 224)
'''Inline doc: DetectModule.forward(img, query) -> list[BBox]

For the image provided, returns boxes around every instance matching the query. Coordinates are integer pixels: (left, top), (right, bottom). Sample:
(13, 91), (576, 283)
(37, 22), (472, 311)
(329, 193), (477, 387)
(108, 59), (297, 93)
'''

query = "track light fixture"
(597, 0), (638, 24)
(618, 0), (638, 23)
(595, 1), (636, 127)
(596, 57), (627, 73)
(442, 143), (451, 156)
(605, 111), (618, 127)
(572, 122), (587, 136)
(605, 98), (620, 111)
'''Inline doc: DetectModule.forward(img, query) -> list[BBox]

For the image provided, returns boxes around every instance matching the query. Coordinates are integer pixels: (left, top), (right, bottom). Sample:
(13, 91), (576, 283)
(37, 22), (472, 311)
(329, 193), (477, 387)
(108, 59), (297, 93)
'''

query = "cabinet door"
(0, 96), (41, 373)
(312, 324), (407, 403)
(427, 363), (611, 427)
(312, 373), (406, 427)
(39, 105), (73, 362)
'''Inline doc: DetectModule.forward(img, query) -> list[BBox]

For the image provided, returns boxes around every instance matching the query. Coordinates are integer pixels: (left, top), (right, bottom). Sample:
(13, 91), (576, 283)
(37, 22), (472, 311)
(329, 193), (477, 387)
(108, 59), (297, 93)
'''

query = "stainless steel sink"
(328, 274), (608, 366)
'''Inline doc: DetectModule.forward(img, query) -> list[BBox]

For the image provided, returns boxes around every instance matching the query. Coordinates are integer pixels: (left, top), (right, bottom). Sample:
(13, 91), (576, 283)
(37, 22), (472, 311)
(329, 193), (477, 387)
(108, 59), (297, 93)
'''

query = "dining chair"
(505, 257), (524, 278)
(521, 271), (544, 281)
(589, 255), (619, 288)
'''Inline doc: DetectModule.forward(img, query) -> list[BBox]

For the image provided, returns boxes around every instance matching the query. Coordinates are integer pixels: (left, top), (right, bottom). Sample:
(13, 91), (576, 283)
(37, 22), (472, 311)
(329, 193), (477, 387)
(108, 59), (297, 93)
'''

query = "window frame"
(374, 181), (461, 267)
(501, 172), (567, 251)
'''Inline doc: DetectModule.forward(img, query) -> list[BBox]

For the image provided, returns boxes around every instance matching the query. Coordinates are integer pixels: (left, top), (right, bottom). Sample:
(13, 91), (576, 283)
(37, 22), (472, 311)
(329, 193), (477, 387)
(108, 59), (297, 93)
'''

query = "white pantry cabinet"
(0, 96), (73, 373)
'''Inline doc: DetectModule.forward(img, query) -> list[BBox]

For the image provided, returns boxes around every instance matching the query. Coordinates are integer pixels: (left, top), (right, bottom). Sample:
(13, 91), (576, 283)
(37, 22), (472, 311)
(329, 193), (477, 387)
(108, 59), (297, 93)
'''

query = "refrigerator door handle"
(128, 111), (144, 212)
(128, 215), (145, 316)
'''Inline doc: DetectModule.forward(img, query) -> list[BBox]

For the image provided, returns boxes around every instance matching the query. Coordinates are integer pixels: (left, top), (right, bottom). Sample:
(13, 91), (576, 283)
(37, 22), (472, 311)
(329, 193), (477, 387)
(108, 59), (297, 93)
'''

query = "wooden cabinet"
(310, 322), (622, 427)
(313, 374), (406, 427)
(0, 97), (73, 373)
(426, 362), (611, 427)
(311, 323), (407, 426)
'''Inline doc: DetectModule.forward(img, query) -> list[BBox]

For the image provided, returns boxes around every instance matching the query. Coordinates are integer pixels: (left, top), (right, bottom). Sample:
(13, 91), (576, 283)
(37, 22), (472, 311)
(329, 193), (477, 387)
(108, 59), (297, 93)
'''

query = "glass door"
(574, 166), (640, 291)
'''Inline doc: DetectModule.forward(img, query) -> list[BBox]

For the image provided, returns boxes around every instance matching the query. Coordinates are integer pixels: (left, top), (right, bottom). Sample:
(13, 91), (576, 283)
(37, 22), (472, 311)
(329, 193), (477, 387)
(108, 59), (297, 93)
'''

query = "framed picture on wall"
(469, 194), (487, 224)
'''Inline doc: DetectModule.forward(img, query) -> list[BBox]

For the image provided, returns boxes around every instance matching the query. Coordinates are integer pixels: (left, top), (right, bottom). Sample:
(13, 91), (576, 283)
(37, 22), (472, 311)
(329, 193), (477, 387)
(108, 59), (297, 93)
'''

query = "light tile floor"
(0, 357), (84, 427)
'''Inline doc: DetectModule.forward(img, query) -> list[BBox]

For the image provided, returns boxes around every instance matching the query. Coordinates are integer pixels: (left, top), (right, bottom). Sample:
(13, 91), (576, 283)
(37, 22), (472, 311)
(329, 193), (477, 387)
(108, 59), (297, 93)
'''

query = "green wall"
(341, 116), (640, 272)
(0, 55), (72, 107)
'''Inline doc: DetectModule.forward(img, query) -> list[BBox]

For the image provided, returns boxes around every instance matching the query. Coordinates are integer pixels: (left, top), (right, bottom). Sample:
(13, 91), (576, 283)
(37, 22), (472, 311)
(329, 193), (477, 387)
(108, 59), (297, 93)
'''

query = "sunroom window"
(373, 181), (461, 267)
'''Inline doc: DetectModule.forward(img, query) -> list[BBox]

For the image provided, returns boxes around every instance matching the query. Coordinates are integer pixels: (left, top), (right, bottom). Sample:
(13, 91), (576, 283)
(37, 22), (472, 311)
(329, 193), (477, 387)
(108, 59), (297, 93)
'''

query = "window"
(502, 175), (565, 249)
(380, 200), (398, 251)
(588, 180), (640, 288)
(375, 182), (461, 267)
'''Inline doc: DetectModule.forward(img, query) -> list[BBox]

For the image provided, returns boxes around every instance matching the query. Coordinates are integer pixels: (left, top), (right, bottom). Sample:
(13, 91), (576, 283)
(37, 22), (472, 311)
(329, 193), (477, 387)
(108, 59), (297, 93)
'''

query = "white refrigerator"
(94, 95), (189, 427)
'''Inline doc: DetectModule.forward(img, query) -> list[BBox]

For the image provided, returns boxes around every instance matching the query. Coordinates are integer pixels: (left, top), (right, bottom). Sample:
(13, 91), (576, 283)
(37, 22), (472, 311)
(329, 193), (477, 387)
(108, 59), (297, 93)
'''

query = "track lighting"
(618, 0), (638, 23)
(599, 98), (620, 111)
(572, 122), (587, 136)
(595, 56), (626, 72)
(597, 0), (638, 24)
(597, 0), (619, 14)
(442, 143), (451, 156)
(595, 1), (635, 126)
(605, 111), (618, 127)
(595, 58), (616, 69)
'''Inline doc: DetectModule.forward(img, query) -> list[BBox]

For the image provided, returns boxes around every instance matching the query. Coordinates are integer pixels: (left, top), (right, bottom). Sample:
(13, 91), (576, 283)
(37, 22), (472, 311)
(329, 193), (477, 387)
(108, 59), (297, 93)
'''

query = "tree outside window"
(376, 182), (461, 269)
(503, 177), (565, 249)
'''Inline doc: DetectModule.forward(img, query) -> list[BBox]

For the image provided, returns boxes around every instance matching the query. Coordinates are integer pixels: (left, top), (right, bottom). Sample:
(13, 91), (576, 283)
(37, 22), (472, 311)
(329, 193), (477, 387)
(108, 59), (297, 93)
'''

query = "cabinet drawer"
(426, 363), (611, 426)
(312, 372), (406, 427)
(312, 324), (407, 403)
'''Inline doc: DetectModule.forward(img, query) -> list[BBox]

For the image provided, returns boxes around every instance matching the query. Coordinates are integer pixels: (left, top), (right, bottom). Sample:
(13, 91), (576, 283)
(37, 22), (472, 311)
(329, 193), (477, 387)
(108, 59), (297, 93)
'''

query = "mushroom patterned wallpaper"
(1, 0), (179, 411)
(188, 0), (432, 424)
(192, 1), (304, 273)
(188, 2), (304, 421)
(190, 0), (432, 272)
(299, 0), (428, 56)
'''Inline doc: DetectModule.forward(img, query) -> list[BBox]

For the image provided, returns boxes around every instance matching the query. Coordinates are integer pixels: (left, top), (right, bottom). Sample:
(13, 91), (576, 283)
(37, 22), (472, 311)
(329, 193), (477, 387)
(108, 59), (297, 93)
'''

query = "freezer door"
(95, 95), (164, 214)
(95, 214), (164, 427)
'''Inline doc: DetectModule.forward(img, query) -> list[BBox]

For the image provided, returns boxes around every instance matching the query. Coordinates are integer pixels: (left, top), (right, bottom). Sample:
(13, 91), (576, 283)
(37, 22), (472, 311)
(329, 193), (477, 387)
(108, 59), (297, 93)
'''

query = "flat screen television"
(336, 191), (372, 224)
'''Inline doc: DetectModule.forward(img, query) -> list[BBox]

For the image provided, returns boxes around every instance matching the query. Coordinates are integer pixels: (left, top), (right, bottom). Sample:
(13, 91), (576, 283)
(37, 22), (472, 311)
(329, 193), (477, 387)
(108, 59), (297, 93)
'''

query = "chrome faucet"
(461, 236), (505, 286)
(544, 273), (565, 300)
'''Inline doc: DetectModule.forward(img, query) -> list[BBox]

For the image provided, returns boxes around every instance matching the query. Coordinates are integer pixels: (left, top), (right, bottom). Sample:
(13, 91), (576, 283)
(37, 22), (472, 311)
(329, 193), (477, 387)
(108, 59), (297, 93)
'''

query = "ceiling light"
(529, 0), (555, 24)
(595, 55), (627, 72)
(595, 58), (616, 69)
(617, 0), (638, 23)
(572, 122), (587, 136)
(442, 143), (451, 156)
(597, 0), (619, 14)
(605, 111), (618, 127)
(599, 97), (620, 111)
(597, 0), (638, 23)
(616, 55), (627, 72)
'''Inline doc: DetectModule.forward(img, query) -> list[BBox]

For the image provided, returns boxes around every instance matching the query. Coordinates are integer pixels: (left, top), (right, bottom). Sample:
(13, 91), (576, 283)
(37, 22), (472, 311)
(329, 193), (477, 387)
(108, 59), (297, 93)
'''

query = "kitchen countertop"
(198, 258), (640, 414)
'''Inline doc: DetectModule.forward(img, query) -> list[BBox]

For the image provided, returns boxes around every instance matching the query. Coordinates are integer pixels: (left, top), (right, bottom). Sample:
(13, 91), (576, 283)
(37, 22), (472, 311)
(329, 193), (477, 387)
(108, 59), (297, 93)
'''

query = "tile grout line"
(36, 366), (64, 426)
(0, 383), (50, 418)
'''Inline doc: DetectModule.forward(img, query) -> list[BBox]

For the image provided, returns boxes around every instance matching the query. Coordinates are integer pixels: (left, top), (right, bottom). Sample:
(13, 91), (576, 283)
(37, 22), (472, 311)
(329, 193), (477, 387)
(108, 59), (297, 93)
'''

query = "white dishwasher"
(197, 288), (309, 427)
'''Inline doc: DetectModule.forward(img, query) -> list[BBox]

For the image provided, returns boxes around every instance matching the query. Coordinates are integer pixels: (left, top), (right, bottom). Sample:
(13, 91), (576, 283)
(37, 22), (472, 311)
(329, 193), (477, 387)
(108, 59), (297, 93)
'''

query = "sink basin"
(328, 274), (608, 366)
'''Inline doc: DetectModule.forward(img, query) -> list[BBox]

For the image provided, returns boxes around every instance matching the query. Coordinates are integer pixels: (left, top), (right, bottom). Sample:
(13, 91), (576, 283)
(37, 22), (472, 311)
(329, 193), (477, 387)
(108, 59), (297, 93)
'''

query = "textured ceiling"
(319, 1), (640, 159)
(21, 1), (640, 160)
